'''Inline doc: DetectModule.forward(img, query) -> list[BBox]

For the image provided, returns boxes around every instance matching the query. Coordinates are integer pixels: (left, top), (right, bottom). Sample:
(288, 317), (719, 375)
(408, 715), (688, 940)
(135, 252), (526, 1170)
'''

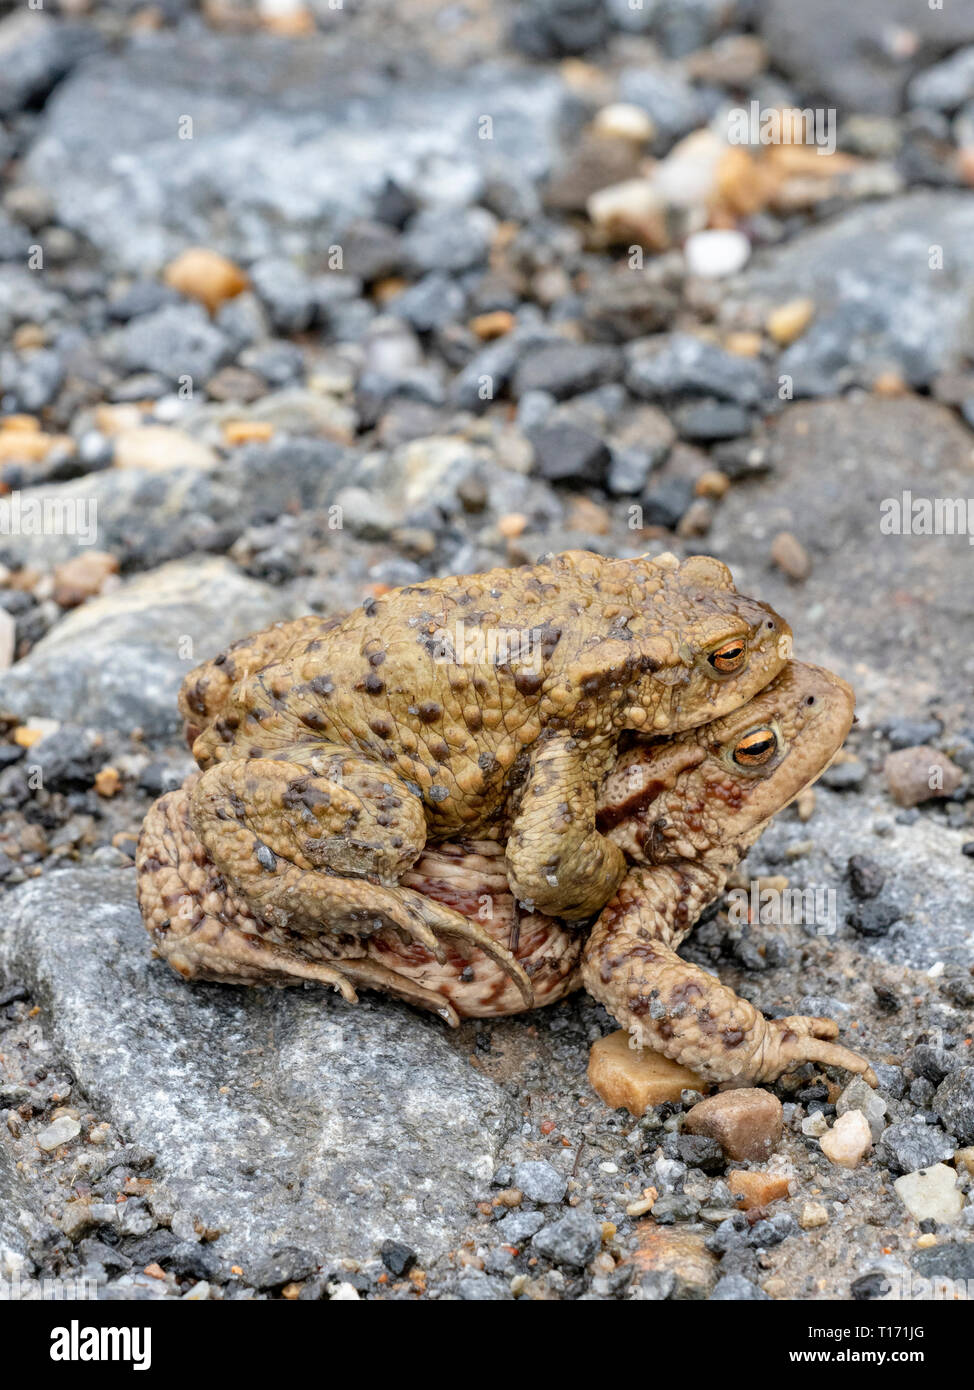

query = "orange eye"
(733, 728), (777, 766)
(708, 639), (747, 674)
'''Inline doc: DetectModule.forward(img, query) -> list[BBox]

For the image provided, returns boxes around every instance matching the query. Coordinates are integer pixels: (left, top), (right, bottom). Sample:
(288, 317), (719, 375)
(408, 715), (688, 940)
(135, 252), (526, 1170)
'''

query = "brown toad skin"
(168, 549), (790, 1002)
(137, 660), (876, 1086)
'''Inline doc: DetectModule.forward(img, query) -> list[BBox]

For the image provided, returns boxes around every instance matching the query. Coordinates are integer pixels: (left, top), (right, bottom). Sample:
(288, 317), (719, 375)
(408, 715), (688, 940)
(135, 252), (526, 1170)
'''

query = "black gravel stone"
(512, 342), (623, 401)
(846, 899), (900, 937)
(676, 1134), (725, 1173)
(846, 854), (885, 899)
(641, 475), (695, 528)
(380, 1239), (417, 1277)
(674, 401), (754, 441)
(851, 1271), (889, 1300)
(527, 421), (611, 484)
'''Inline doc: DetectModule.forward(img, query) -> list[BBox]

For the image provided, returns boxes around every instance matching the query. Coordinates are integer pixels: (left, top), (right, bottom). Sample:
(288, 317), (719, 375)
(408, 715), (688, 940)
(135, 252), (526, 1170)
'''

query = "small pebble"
(684, 1089), (783, 1161)
(766, 297), (815, 345)
(884, 746), (964, 807)
(163, 247), (249, 314)
(683, 229), (751, 279)
(726, 1169), (791, 1210)
(770, 530), (811, 580)
(799, 1201), (829, 1229)
(588, 1031), (708, 1115)
(819, 1109), (873, 1169)
(37, 1116), (81, 1152)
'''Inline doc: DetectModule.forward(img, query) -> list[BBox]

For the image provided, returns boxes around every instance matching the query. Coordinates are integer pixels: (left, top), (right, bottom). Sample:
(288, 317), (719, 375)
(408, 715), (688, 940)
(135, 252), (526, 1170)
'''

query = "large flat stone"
(0, 867), (517, 1274)
(25, 36), (567, 271)
(728, 194), (974, 393)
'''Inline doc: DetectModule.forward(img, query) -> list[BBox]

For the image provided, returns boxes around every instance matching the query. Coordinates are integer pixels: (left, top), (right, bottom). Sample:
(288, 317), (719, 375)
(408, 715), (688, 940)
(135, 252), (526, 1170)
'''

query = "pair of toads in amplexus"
(137, 549), (876, 1090)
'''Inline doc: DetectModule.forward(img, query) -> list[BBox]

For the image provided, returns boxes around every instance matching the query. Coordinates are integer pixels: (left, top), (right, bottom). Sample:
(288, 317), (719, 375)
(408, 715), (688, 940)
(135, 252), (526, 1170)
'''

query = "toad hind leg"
(581, 866), (877, 1086)
(189, 749), (534, 1006)
(507, 735), (626, 919)
(138, 786), (464, 1023)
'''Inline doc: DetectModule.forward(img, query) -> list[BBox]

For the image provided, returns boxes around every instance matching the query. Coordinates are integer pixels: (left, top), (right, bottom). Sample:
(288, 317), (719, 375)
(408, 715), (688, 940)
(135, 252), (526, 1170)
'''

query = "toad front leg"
(581, 865), (877, 1086)
(188, 745), (534, 1005)
(506, 734), (626, 919)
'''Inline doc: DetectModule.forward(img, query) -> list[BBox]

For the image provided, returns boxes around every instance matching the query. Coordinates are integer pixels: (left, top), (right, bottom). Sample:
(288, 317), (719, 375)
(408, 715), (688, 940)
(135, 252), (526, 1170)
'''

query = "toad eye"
(733, 728), (777, 766)
(708, 638), (747, 674)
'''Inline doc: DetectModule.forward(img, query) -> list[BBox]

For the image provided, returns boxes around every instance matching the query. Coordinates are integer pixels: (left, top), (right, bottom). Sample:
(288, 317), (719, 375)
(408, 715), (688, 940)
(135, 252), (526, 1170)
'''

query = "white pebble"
(328, 1281), (361, 1301)
(683, 229), (751, 278)
(592, 103), (655, 143)
(894, 1164), (964, 1223)
(819, 1109), (873, 1169)
(36, 1116), (81, 1152)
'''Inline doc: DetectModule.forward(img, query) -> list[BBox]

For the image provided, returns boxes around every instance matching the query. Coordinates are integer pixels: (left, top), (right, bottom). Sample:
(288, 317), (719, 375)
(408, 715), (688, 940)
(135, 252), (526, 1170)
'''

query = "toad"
(165, 550), (791, 1004)
(138, 660), (874, 1086)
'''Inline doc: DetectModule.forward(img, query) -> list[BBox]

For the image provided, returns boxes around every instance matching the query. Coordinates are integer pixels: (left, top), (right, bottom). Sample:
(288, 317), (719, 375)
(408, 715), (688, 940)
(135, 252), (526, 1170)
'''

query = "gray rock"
(26, 37), (566, 271)
(846, 855), (885, 900)
(527, 421), (611, 484)
(909, 1044), (959, 1085)
(238, 340), (306, 388)
(908, 47), (974, 112)
(0, 867), (519, 1271)
(454, 1269), (513, 1300)
(650, 1193), (702, 1223)
(531, 1209), (601, 1268)
(709, 1274), (770, 1301)
(759, 0), (974, 115)
(512, 342), (623, 401)
(641, 476), (695, 529)
(626, 333), (769, 406)
(674, 401), (754, 442)
(511, 1159), (567, 1205)
(607, 446), (656, 496)
(820, 760), (867, 790)
(508, 0), (609, 59)
(933, 1068), (974, 1144)
(392, 275), (466, 333)
(23, 725), (107, 790)
(872, 1065), (906, 1100)
(0, 12), (101, 117)
(452, 337), (522, 412)
(402, 207), (494, 276)
(338, 219), (403, 283)
(0, 558), (294, 740)
(876, 1121), (956, 1175)
(248, 259), (319, 334)
(0, 436), (345, 571)
(880, 716), (943, 749)
(617, 66), (710, 149)
(111, 305), (231, 387)
(912, 1242), (974, 1282)
(733, 193), (974, 392)
(495, 1210), (546, 1244)
(0, 348), (65, 413)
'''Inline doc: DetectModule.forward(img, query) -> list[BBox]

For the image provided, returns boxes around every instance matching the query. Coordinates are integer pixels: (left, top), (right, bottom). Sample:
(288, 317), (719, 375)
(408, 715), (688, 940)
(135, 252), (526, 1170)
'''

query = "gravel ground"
(0, 0), (972, 1302)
